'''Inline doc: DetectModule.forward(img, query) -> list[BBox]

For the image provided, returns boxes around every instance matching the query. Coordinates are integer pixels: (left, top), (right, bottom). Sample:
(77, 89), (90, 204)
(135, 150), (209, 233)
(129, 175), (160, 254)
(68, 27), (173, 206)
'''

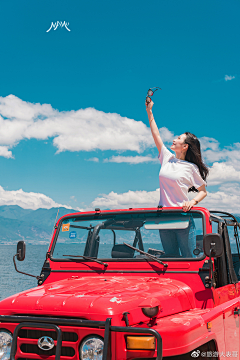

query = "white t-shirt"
(158, 145), (206, 207)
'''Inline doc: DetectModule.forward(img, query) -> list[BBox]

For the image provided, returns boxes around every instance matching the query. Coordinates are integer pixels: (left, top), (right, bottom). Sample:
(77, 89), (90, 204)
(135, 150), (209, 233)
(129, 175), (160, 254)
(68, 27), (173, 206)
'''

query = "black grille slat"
(18, 329), (78, 342)
(19, 329), (57, 340)
(20, 344), (75, 357)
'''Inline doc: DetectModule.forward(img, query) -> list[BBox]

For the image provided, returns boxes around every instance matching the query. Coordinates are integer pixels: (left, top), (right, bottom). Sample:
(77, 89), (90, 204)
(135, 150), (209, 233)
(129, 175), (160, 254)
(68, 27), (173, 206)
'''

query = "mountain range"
(0, 205), (79, 244)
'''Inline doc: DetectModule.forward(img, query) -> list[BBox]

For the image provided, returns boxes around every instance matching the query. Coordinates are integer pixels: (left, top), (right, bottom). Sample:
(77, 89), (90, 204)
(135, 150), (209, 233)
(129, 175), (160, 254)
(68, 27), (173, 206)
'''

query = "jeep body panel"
(0, 207), (240, 359)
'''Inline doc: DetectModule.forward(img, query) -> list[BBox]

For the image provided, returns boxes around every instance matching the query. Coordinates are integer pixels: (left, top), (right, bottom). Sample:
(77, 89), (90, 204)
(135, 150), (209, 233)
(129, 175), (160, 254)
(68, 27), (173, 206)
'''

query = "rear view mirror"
(203, 234), (223, 258)
(17, 241), (26, 261)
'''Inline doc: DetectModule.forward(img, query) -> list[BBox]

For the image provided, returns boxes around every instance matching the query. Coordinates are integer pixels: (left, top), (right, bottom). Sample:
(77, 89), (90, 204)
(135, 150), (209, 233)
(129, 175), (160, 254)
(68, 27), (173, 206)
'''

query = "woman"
(146, 100), (208, 257)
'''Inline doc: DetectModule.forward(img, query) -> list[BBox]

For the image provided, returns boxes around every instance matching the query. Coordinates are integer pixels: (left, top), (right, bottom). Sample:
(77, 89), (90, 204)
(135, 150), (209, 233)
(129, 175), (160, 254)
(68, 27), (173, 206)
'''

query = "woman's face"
(170, 133), (188, 155)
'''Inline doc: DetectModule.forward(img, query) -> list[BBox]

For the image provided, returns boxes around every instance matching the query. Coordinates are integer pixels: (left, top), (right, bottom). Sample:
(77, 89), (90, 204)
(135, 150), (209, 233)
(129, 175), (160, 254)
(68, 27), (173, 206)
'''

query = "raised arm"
(146, 101), (163, 153)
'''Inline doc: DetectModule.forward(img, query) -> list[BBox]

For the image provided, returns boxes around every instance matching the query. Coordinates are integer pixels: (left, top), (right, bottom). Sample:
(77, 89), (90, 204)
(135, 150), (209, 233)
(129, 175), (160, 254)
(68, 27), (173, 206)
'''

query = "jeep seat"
(111, 244), (135, 258)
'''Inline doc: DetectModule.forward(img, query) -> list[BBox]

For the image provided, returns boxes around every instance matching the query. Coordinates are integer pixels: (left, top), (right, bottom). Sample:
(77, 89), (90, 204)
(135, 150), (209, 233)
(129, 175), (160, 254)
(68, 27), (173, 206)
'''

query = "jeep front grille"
(17, 327), (78, 358)
(18, 329), (78, 342)
(20, 344), (75, 357)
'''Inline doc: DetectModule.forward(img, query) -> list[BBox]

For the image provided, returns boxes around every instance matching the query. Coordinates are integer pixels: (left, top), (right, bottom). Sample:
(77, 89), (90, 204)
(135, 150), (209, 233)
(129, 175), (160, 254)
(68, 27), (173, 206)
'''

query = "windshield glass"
(52, 211), (204, 260)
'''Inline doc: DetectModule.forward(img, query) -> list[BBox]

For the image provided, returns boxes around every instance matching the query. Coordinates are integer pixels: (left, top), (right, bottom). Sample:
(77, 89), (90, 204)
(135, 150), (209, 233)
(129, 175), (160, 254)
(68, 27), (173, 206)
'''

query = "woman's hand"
(145, 100), (154, 113)
(182, 186), (207, 212)
(182, 200), (196, 212)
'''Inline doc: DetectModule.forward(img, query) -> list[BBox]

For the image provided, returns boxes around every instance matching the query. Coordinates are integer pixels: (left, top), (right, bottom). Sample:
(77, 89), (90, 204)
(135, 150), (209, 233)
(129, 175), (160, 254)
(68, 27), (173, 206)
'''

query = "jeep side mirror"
(17, 241), (26, 261)
(203, 233), (223, 258)
(203, 234), (224, 288)
(13, 241), (39, 280)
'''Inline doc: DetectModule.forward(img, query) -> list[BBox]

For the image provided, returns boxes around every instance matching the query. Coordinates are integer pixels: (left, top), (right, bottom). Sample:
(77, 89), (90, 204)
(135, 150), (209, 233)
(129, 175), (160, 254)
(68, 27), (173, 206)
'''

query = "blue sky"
(0, 0), (239, 212)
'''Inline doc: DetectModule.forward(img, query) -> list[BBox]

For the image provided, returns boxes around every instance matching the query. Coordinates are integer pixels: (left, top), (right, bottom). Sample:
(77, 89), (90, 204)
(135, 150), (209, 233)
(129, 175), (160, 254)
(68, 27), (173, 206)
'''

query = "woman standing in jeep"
(146, 100), (209, 257)
(146, 100), (208, 211)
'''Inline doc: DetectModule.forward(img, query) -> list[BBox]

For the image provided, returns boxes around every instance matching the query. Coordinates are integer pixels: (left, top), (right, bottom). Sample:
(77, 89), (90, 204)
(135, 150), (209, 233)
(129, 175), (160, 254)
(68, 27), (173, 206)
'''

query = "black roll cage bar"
(210, 210), (240, 227)
(209, 210), (240, 286)
(0, 315), (162, 360)
(210, 210), (240, 259)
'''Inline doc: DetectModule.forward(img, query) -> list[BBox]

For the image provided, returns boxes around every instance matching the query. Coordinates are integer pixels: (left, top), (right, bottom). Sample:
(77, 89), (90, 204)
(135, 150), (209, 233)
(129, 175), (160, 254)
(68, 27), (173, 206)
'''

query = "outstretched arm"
(182, 185), (207, 212)
(146, 101), (163, 153)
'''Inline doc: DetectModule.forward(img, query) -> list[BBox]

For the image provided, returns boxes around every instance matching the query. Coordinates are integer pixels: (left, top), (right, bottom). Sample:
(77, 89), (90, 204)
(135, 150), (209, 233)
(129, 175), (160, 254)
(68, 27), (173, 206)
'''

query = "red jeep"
(0, 206), (240, 360)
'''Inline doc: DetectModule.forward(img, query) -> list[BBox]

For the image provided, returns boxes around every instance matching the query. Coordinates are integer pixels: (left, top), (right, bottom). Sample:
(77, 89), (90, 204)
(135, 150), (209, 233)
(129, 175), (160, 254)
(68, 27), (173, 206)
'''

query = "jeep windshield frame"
(49, 208), (207, 262)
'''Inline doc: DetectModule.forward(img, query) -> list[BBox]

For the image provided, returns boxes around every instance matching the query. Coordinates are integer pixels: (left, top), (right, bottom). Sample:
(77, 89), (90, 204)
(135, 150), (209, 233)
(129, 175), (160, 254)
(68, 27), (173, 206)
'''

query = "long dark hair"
(184, 132), (209, 192)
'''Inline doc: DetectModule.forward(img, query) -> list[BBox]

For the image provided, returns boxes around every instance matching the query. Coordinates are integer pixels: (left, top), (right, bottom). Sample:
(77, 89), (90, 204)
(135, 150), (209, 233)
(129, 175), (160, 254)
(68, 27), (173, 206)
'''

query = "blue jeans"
(159, 216), (196, 258)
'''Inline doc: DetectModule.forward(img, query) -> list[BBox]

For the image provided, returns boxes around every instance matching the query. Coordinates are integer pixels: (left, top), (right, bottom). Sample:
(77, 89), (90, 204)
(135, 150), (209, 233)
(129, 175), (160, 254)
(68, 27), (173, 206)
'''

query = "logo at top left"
(46, 21), (71, 32)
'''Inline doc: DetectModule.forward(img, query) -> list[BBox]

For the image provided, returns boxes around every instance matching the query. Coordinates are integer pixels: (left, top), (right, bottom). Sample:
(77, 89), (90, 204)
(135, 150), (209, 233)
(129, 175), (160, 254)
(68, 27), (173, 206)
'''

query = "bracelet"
(193, 199), (198, 205)
(149, 117), (154, 123)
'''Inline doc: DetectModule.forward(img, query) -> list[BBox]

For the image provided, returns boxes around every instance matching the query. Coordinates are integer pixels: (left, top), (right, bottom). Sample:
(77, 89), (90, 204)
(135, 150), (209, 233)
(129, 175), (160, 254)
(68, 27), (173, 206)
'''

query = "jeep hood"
(0, 276), (196, 325)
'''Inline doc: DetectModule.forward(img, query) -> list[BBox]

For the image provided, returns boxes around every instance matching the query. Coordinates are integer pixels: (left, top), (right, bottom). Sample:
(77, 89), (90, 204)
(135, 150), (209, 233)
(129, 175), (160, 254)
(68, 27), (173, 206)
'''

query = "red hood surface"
(0, 276), (196, 325)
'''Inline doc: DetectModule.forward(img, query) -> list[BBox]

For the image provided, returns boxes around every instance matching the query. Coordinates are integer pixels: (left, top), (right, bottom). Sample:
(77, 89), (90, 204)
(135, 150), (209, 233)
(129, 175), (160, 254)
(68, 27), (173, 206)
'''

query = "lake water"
(0, 245), (48, 301)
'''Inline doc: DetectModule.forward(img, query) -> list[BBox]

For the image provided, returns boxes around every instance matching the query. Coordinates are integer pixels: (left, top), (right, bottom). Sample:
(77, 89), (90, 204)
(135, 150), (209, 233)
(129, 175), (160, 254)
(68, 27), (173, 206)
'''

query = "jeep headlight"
(79, 336), (104, 360)
(0, 330), (13, 360)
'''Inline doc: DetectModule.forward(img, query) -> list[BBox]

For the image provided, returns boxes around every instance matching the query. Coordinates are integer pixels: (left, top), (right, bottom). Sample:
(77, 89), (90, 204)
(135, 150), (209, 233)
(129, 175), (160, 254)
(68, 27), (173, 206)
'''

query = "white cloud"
(159, 127), (175, 143)
(201, 184), (240, 213)
(225, 75), (235, 81)
(89, 185), (240, 214)
(86, 157), (99, 162)
(208, 162), (240, 185)
(0, 95), (56, 121)
(91, 189), (160, 209)
(3, 94), (239, 170)
(104, 155), (158, 164)
(0, 146), (13, 159)
(0, 186), (78, 210)
(200, 137), (220, 151)
(0, 96), (180, 159)
(203, 143), (240, 168)
(0, 95), (153, 155)
(2, 181), (238, 214)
